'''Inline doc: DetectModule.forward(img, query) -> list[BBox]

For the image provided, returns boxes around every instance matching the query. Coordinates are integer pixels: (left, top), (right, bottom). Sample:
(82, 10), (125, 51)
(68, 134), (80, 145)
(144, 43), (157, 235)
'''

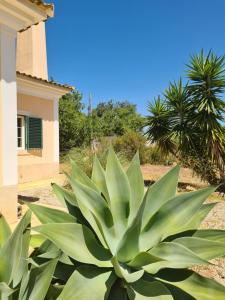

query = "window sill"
(18, 149), (43, 157)
(18, 150), (31, 156)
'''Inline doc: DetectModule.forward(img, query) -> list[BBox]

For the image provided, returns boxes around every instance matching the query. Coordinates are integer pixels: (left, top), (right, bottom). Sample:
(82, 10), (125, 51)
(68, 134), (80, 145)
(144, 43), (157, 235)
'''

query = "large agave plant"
(28, 148), (225, 299)
(0, 211), (57, 300)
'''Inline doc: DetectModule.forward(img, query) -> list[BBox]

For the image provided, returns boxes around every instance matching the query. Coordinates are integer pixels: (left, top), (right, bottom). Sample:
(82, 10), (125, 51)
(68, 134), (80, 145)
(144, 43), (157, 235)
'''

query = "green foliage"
(59, 94), (145, 154)
(61, 146), (107, 177)
(112, 130), (172, 165)
(0, 212), (57, 300)
(27, 149), (225, 299)
(145, 96), (177, 156)
(61, 143), (128, 177)
(61, 132), (173, 178)
(145, 50), (225, 185)
(112, 130), (148, 163)
(59, 91), (88, 151)
(92, 100), (145, 137)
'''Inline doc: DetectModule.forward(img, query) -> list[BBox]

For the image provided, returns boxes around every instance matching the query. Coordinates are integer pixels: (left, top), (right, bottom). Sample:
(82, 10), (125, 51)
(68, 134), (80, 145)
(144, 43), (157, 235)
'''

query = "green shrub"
(27, 149), (225, 299)
(61, 143), (128, 177)
(112, 130), (147, 163)
(112, 130), (175, 165)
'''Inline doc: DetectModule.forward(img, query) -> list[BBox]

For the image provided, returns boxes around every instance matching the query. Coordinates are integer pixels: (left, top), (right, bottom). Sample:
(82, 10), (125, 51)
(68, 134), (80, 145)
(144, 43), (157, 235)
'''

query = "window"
(17, 115), (43, 150)
(17, 116), (25, 149)
(26, 117), (43, 149)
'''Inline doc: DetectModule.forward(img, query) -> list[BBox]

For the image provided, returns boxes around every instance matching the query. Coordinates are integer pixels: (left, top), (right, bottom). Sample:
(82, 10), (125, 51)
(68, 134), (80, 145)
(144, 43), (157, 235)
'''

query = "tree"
(59, 91), (87, 151)
(92, 100), (144, 137)
(145, 50), (225, 186)
(187, 50), (225, 170)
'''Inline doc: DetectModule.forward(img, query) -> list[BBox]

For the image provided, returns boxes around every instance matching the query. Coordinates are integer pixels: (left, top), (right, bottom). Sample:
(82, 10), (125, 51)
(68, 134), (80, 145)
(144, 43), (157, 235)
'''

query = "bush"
(112, 130), (175, 165)
(61, 143), (128, 177)
(61, 132), (176, 177)
(112, 130), (146, 163)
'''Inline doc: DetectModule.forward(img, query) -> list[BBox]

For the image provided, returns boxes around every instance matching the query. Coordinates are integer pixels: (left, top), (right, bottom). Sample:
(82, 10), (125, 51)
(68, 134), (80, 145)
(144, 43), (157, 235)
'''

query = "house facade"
(0, 0), (73, 222)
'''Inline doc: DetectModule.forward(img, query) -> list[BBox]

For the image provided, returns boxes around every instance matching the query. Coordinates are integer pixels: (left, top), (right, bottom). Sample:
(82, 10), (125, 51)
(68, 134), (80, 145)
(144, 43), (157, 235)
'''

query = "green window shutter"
(26, 116), (43, 149)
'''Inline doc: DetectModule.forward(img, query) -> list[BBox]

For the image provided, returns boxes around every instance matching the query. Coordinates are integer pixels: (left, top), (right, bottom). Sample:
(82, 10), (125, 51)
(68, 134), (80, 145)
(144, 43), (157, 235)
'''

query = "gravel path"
(194, 197), (225, 285)
(19, 185), (61, 207)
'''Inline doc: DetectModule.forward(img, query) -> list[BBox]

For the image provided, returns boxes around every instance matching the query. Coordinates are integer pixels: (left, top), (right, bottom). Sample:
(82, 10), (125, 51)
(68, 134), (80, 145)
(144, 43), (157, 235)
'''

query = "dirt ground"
(141, 164), (206, 187)
(18, 164), (225, 285)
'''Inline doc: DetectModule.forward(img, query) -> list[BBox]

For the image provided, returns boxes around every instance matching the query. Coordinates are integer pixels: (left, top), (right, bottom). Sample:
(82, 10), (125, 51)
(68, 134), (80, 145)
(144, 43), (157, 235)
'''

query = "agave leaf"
(126, 152), (144, 223)
(37, 249), (61, 259)
(30, 234), (46, 249)
(35, 249), (72, 267)
(142, 165), (180, 229)
(0, 282), (14, 299)
(157, 269), (225, 300)
(52, 183), (89, 224)
(53, 261), (76, 282)
(108, 280), (128, 300)
(92, 155), (110, 202)
(164, 203), (217, 242)
(0, 214), (11, 248)
(31, 238), (72, 266)
(52, 183), (78, 207)
(18, 271), (30, 300)
(45, 285), (64, 300)
(27, 203), (77, 224)
(162, 284), (195, 300)
(33, 239), (56, 256)
(67, 174), (109, 248)
(128, 252), (164, 268)
(12, 227), (30, 288)
(140, 186), (216, 250)
(68, 176), (116, 252)
(0, 210), (31, 284)
(112, 257), (144, 283)
(178, 203), (216, 233)
(70, 158), (99, 193)
(128, 279), (174, 299)
(33, 223), (112, 267)
(173, 236), (225, 260)
(193, 229), (225, 243)
(106, 147), (131, 237)
(57, 266), (115, 300)
(144, 242), (207, 274)
(18, 259), (57, 300)
(59, 252), (74, 265)
(116, 194), (147, 263)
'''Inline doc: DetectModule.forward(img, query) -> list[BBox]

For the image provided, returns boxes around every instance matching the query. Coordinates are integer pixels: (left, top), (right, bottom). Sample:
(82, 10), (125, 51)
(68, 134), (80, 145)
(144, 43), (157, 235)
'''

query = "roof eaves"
(17, 71), (74, 92)
(27, 0), (54, 17)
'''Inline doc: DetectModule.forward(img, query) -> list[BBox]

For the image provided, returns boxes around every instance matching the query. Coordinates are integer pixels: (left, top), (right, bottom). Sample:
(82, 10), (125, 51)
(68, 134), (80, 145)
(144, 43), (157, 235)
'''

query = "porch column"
(0, 24), (18, 222)
(53, 98), (60, 164)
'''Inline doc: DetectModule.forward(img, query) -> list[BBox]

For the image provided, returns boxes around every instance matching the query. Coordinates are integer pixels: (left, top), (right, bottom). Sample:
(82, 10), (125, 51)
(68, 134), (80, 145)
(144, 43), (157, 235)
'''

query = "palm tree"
(145, 96), (176, 156)
(164, 79), (195, 154)
(187, 50), (225, 171)
(145, 50), (225, 185)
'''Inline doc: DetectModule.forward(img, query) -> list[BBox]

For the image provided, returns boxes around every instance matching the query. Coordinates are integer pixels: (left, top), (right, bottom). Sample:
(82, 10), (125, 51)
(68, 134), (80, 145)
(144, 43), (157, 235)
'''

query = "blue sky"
(46, 0), (225, 115)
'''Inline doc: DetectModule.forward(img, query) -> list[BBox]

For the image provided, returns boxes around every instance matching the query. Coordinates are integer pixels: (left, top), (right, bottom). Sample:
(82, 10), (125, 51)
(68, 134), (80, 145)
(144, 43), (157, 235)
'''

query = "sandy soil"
(141, 164), (206, 187)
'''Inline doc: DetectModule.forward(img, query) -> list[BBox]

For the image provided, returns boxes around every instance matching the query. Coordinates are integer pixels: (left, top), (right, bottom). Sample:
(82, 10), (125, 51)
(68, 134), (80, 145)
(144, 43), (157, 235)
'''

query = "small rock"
(185, 185), (196, 192)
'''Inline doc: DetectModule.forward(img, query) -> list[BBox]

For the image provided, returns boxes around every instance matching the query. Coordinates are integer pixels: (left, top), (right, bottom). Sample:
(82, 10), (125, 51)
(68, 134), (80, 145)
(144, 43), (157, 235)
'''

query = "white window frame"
(17, 115), (25, 150)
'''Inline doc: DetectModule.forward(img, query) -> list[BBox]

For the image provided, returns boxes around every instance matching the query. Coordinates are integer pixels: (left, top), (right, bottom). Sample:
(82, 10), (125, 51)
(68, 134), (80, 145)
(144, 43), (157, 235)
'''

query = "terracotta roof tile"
(17, 71), (74, 91)
(27, 0), (54, 16)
